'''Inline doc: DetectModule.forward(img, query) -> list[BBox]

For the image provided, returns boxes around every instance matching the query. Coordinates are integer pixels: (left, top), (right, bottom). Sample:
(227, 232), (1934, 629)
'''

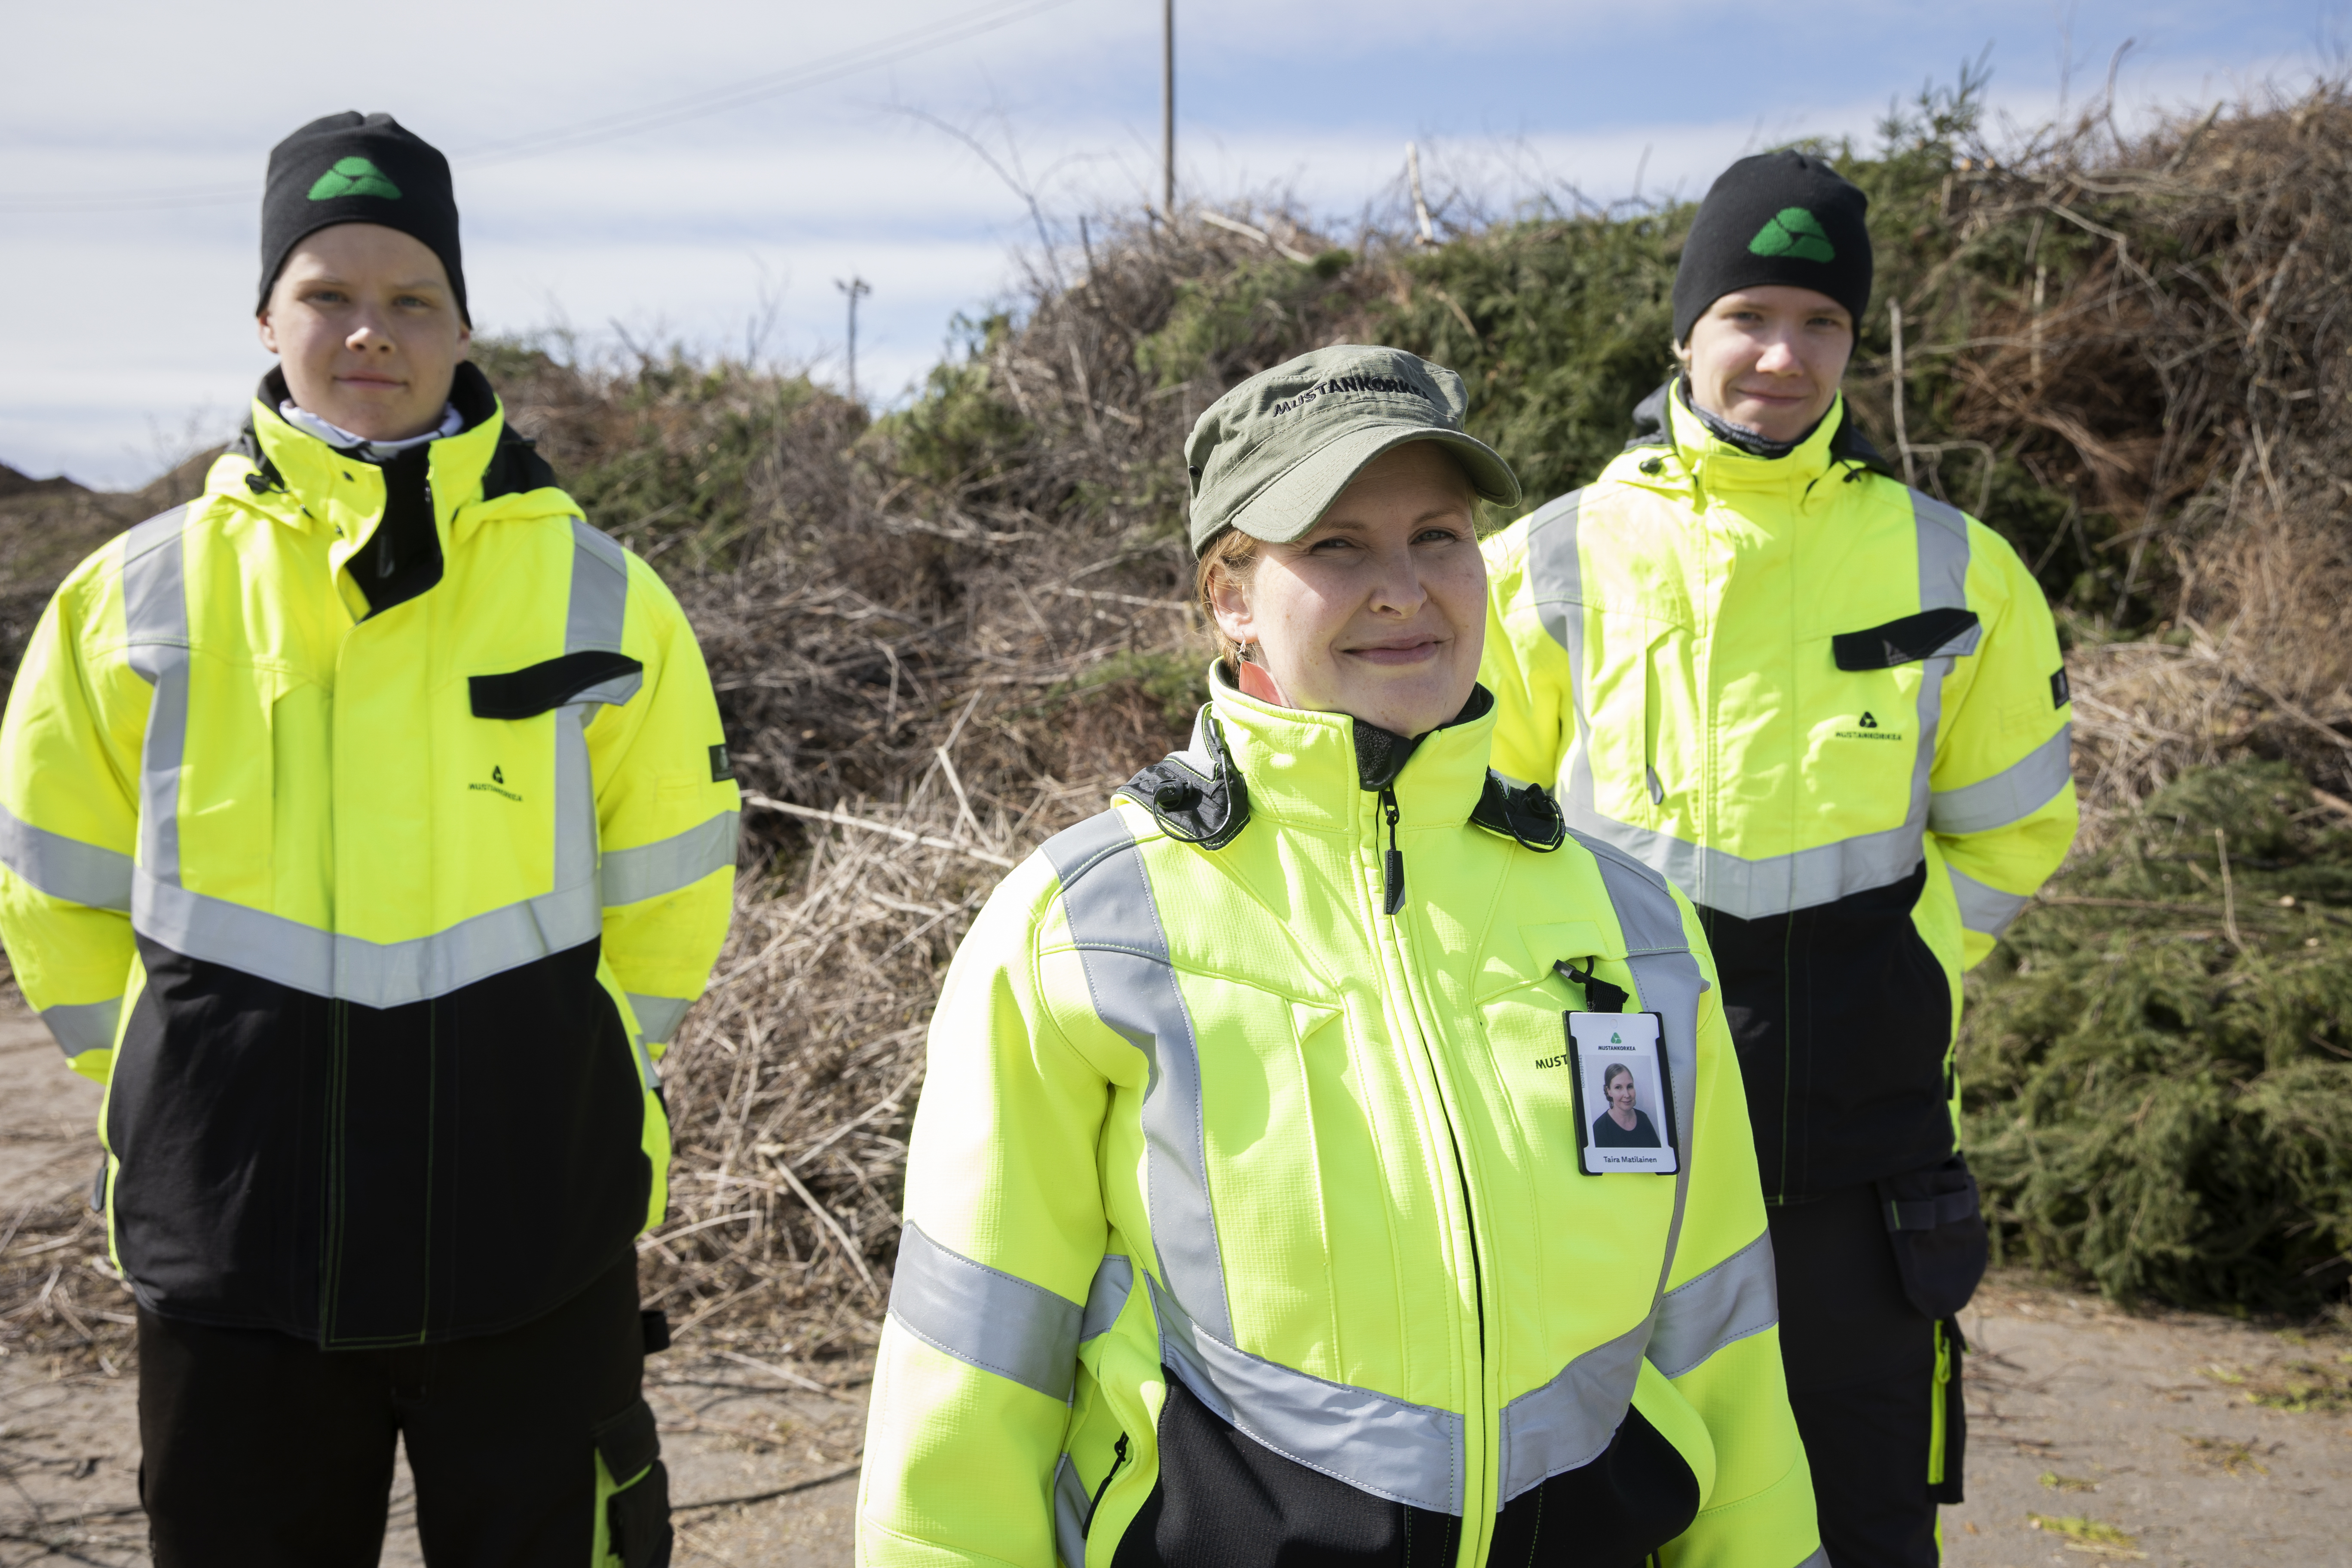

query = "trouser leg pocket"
(592, 1398), (672, 1568)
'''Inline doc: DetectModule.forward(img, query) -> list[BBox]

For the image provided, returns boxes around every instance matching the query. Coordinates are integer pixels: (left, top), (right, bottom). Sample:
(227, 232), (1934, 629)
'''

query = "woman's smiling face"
(1206, 441), (1486, 736)
(1607, 1068), (1637, 1115)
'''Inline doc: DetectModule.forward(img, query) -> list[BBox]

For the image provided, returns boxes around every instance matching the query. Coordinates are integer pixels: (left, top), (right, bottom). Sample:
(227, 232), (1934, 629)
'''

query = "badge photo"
(1566, 1011), (1678, 1175)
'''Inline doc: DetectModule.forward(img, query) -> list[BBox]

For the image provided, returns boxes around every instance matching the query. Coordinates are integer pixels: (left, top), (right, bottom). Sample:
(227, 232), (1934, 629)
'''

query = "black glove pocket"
(1875, 1153), (1989, 1320)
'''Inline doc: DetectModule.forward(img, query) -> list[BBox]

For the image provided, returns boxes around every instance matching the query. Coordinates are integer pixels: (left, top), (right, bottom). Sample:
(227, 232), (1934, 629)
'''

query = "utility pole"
(1161, 0), (1175, 218)
(836, 276), (871, 404)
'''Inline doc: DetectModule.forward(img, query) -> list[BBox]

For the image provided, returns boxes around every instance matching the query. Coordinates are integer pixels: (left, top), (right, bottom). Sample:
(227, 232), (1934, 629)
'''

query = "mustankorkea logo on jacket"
(308, 156), (402, 201)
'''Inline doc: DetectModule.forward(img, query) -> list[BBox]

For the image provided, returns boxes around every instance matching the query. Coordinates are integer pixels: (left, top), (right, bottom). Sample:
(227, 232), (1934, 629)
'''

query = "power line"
(0, 0), (1079, 216)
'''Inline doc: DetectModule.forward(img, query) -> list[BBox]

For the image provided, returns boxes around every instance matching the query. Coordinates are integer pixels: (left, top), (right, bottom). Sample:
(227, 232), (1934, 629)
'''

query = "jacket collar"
(1200, 664), (1496, 836)
(217, 361), (556, 528)
(1621, 378), (1894, 498)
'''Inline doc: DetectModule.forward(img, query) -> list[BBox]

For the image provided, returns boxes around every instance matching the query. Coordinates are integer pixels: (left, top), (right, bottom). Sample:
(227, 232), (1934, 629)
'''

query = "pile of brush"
(9, 81), (2352, 1374)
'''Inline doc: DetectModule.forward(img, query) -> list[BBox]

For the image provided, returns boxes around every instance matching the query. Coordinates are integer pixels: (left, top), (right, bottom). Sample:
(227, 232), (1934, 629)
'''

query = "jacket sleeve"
(0, 552), (149, 1084)
(1479, 521), (1574, 788)
(588, 553), (738, 1056)
(1928, 523), (2078, 969)
(859, 854), (1121, 1568)
(1656, 894), (1823, 1568)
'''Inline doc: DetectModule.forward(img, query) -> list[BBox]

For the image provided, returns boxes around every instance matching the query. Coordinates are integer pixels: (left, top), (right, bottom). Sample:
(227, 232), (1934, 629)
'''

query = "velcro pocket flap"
(1832, 608), (1982, 670)
(471, 651), (645, 720)
(593, 1396), (662, 1486)
(1875, 1155), (1990, 1320)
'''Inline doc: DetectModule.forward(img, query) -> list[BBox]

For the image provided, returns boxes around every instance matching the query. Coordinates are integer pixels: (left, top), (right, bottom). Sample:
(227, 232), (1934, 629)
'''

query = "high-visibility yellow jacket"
(0, 364), (738, 1346)
(859, 669), (1824, 1568)
(1480, 383), (2076, 1201)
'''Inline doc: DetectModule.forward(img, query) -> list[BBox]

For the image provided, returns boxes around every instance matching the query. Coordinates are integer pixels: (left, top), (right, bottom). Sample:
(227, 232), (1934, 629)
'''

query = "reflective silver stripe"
(1948, 863), (2031, 937)
(1929, 724), (2073, 836)
(122, 507), (192, 888)
(1646, 1231), (1778, 1380)
(1928, 621), (1982, 659)
(1148, 1275), (1464, 1515)
(1050, 812), (1468, 1512)
(1504, 828), (1709, 1501)
(112, 510), (620, 1006)
(0, 801), (132, 911)
(1499, 1316), (1651, 1501)
(887, 1219), (1081, 1401)
(566, 519), (630, 654)
(1523, 492), (1598, 823)
(1791, 1550), (1831, 1568)
(571, 670), (643, 711)
(1052, 1453), (1090, 1568)
(1902, 490), (1970, 911)
(601, 811), (739, 905)
(1044, 811), (1232, 1341)
(1081, 1253), (1134, 1342)
(625, 1029), (659, 1089)
(1535, 489), (1992, 920)
(1046, 807), (1730, 1517)
(41, 997), (122, 1057)
(627, 992), (692, 1046)
(133, 870), (602, 1008)
(1559, 810), (1926, 923)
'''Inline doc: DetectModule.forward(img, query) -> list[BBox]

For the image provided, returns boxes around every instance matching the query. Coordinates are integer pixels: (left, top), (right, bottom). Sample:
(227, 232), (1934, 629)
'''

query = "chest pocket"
(1584, 609), (1696, 819)
(469, 651), (644, 718)
(1831, 608), (1980, 671)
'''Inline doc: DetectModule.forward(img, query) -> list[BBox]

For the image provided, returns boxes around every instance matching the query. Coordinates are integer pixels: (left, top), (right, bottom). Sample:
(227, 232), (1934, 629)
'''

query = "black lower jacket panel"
(1108, 1372), (1695, 1568)
(1486, 1404), (1700, 1566)
(1700, 861), (1956, 1199)
(109, 934), (649, 1346)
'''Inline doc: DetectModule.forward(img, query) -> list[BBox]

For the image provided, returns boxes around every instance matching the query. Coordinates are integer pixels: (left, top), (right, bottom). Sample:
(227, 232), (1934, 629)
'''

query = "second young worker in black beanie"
(0, 110), (746, 1568)
(1479, 145), (2078, 1568)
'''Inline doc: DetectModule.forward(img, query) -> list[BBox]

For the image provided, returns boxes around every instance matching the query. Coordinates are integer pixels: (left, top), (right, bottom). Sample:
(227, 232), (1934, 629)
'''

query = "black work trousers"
(136, 1250), (671, 1568)
(1772, 1183), (1962, 1568)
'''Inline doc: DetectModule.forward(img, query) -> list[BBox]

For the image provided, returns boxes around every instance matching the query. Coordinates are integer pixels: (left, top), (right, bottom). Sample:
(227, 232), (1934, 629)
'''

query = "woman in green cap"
(858, 346), (1823, 1568)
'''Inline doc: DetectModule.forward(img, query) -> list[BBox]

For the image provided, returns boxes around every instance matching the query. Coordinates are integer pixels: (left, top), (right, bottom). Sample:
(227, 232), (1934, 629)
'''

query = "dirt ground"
(5, 1002), (2348, 1567)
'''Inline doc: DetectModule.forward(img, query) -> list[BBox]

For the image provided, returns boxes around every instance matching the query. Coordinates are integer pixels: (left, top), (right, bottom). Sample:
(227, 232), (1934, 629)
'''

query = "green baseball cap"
(1183, 346), (1519, 557)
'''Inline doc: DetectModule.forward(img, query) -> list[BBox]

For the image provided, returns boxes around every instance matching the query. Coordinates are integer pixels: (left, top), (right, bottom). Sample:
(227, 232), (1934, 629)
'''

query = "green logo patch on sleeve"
(1748, 206), (1835, 262)
(307, 157), (403, 201)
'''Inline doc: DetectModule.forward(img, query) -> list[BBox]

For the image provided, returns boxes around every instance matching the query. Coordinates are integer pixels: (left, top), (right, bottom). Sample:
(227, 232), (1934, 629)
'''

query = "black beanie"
(1671, 150), (1870, 344)
(259, 113), (467, 325)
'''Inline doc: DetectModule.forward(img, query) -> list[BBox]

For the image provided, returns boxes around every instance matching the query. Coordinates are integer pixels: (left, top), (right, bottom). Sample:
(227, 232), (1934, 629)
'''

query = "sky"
(1, 0), (2340, 487)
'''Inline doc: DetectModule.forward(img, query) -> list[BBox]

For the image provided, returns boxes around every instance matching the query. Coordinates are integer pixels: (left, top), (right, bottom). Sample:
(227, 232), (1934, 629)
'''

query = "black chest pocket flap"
(1832, 607), (1981, 671)
(470, 651), (644, 720)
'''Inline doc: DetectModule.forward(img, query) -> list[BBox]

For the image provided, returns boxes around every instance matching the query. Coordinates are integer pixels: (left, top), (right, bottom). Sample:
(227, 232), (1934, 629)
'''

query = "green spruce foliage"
(1960, 761), (2352, 1312)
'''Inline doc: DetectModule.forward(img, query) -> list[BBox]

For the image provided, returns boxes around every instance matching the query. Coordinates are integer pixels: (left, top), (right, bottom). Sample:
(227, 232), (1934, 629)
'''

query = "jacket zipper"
(1368, 784), (1489, 1527)
(1084, 1433), (1130, 1532)
(1379, 784), (1404, 915)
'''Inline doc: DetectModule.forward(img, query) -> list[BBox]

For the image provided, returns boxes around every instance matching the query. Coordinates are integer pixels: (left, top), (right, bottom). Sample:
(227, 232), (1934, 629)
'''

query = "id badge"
(1565, 1011), (1678, 1175)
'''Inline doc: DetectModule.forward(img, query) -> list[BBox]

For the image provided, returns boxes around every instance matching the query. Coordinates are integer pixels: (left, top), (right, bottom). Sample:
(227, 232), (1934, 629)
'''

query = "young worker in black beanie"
(0, 112), (742, 1568)
(1482, 149), (2079, 1566)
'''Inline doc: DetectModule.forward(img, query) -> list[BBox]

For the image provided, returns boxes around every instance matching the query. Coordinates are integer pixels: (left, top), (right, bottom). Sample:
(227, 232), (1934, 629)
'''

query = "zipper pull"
(1086, 1433), (1131, 1528)
(1381, 784), (1404, 916)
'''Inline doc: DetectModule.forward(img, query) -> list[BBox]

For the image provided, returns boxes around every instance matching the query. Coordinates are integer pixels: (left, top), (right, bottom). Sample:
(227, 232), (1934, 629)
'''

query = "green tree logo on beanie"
(307, 156), (402, 201)
(1748, 206), (1834, 262)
